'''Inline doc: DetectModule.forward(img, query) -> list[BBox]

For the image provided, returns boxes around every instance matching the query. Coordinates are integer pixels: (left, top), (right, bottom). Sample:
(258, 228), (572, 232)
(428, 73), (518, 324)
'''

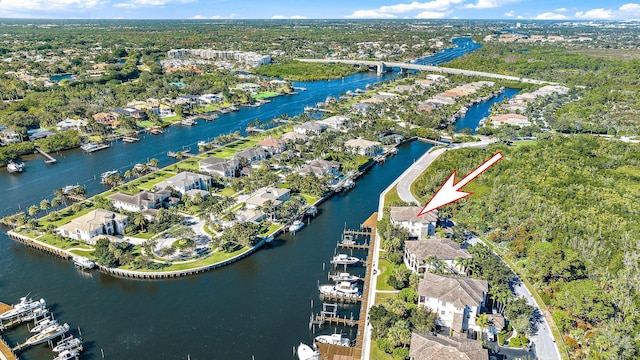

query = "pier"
(121, 136), (140, 143)
(311, 304), (358, 328)
(167, 149), (194, 158)
(35, 147), (57, 164)
(0, 303), (17, 360)
(319, 293), (362, 304)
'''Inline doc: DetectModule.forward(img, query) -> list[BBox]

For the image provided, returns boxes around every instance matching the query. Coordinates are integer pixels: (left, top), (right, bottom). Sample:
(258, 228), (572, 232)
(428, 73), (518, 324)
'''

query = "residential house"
(417, 273), (488, 333)
(403, 237), (471, 274)
(415, 79), (436, 88)
(156, 171), (212, 195)
(92, 112), (119, 127)
(245, 187), (291, 210)
(198, 93), (222, 104)
(56, 118), (87, 131)
(257, 138), (287, 154)
(345, 138), (382, 157)
(293, 122), (327, 136)
(426, 74), (447, 82)
(317, 115), (349, 130)
(0, 128), (22, 144)
(389, 206), (437, 239)
(233, 147), (270, 164)
(199, 157), (238, 178)
(299, 160), (341, 177)
(409, 333), (488, 360)
(351, 102), (372, 114)
(112, 107), (147, 120)
(56, 209), (128, 244)
(281, 131), (309, 143)
(108, 189), (172, 212)
(490, 113), (531, 128)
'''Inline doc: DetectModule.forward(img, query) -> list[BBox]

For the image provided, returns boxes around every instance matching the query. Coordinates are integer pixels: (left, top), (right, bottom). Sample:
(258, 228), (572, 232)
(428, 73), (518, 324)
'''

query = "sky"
(1, 0), (640, 21)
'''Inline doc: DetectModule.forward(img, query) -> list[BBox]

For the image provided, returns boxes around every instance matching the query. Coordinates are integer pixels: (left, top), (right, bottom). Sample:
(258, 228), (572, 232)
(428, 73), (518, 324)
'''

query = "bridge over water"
(297, 58), (557, 85)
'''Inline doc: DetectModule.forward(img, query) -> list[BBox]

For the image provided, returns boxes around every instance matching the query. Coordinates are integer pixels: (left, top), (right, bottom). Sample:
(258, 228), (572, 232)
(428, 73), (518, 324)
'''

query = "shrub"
(392, 346), (410, 360)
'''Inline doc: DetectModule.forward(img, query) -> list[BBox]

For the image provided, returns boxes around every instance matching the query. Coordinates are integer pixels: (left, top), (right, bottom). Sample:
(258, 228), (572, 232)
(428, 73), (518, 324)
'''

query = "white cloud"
(463, 0), (516, 9)
(114, 0), (195, 9)
(504, 10), (515, 17)
(555, 7), (568, 12)
(575, 8), (614, 19)
(271, 15), (308, 19)
(191, 14), (236, 19)
(535, 12), (568, 20)
(0, 0), (103, 11)
(415, 10), (450, 18)
(346, 0), (464, 18)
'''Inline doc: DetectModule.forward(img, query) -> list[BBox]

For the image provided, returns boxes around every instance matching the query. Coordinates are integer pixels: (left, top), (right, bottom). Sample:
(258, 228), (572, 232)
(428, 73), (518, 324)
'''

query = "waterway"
(455, 88), (521, 133)
(0, 37), (496, 359)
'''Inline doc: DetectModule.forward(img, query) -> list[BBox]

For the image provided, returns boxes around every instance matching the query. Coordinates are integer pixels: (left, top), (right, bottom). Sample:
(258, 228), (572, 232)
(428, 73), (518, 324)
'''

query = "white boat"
(53, 336), (82, 353)
(330, 272), (360, 283)
(53, 348), (80, 360)
(341, 234), (355, 245)
(81, 143), (110, 153)
(297, 342), (319, 360)
(315, 333), (351, 347)
(31, 317), (58, 333)
(197, 140), (208, 147)
(7, 160), (24, 173)
(23, 307), (50, 322)
(342, 179), (355, 190)
(330, 254), (360, 265)
(319, 281), (360, 296)
(61, 184), (81, 195)
(0, 298), (46, 321)
(73, 256), (95, 270)
(389, 147), (398, 155)
(100, 170), (118, 182)
(305, 206), (318, 217)
(289, 220), (304, 233)
(23, 323), (70, 347)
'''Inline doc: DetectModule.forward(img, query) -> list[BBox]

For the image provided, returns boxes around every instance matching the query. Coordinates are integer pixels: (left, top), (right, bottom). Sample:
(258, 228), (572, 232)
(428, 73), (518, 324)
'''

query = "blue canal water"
(0, 37), (498, 359)
(456, 88), (521, 133)
(49, 74), (73, 82)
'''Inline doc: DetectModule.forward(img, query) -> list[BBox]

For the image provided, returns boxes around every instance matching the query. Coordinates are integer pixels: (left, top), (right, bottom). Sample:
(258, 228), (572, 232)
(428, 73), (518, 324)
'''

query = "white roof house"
(199, 157), (238, 178)
(56, 209), (128, 244)
(316, 115), (349, 130)
(389, 206), (437, 239)
(403, 237), (471, 274)
(490, 113), (531, 128)
(156, 171), (212, 195)
(56, 118), (87, 131)
(245, 187), (291, 209)
(344, 138), (382, 157)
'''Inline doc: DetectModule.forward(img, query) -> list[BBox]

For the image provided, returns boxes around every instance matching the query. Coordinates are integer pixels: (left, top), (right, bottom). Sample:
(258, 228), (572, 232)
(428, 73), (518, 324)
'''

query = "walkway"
(297, 59), (558, 85)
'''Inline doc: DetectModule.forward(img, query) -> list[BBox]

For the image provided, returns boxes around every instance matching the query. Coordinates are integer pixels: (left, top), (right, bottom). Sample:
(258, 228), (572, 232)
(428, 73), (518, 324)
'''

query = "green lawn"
(376, 258), (396, 291)
(260, 223), (282, 236)
(175, 159), (200, 171)
(40, 205), (95, 228)
(155, 247), (250, 271)
(38, 234), (93, 250)
(216, 187), (236, 197)
(302, 194), (319, 205)
(69, 249), (95, 258)
(252, 91), (280, 100)
(208, 148), (240, 159)
(370, 340), (394, 360)
(162, 115), (182, 122)
(510, 139), (539, 148)
(135, 171), (173, 191)
(374, 291), (398, 305)
(383, 185), (404, 207)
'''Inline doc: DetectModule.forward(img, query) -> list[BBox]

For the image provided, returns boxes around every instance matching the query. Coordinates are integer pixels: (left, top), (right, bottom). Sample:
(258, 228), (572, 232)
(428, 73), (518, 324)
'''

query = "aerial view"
(0, 1), (638, 359)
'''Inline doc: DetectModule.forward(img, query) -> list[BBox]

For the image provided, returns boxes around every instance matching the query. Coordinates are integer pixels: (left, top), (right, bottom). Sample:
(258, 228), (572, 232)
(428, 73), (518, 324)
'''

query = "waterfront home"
(198, 93), (223, 104)
(0, 128), (22, 144)
(108, 189), (172, 212)
(112, 107), (148, 121)
(417, 273), (488, 334)
(299, 159), (341, 177)
(257, 138), (287, 154)
(92, 112), (119, 127)
(281, 131), (309, 143)
(56, 209), (128, 244)
(490, 113), (531, 128)
(199, 157), (238, 178)
(403, 237), (471, 274)
(293, 122), (327, 136)
(233, 147), (269, 164)
(389, 206), (437, 239)
(415, 79), (436, 88)
(426, 74), (447, 82)
(56, 118), (87, 132)
(245, 187), (291, 210)
(317, 115), (349, 130)
(345, 138), (383, 157)
(351, 102), (373, 115)
(156, 171), (212, 195)
(409, 333), (488, 360)
(233, 82), (261, 94)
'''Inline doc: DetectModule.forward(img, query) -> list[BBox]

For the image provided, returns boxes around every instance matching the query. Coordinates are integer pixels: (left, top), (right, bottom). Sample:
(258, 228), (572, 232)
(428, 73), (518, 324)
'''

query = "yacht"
(330, 272), (360, 283)
(305, 206), (318, 217)
(31, 317), (58, 333)
(342, 179), (355, 190)
(319, 281), (360, 296)
(23, 307), (50, 322)
(341, 234), (355, 245)
(197, 140), (208, 147)
(73, 256), (95, 270)
(315, 333), (351, 347)
(289, 220), (304, 233)
(61, 184), (81, 195)
(330, 254), (360, 265)
(53, 336), (82, 353)
(0, 298), (46, 321)
(53, 348), (80, 360)
(297, 342), (320, 360)
(100, 170), (118, 182)
(23, 323), (70, 347)
(7, 160), (24, 173)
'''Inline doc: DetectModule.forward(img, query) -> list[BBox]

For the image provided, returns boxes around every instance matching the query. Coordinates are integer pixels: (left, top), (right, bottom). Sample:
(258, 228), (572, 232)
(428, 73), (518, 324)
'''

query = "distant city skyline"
(1, 0), (639, 21)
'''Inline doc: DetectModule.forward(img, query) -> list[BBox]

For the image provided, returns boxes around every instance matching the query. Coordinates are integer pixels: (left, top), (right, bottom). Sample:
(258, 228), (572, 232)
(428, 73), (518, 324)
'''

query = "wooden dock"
(167, 149), (194, 158)
(314, 314), (358, 327)
(0, 336), (17, 360)
(319, 293), (362, 304)
(121, 136), (140, 143)
(35, 147), (57, 164)
(337, 243), (369, 250)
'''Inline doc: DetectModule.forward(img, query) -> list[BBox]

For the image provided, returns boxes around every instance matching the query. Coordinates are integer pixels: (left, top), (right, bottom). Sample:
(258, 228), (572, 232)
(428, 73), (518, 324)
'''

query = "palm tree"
(40, 199), (51, 214)
(51, 197), (62, 208)
(148, 158), (159, 169)
(476, 313), (490, 344)
(28, 205), (40, 217)
(124, 170), (132, 180)
(156, 208), (169, 224)
(132, 212), (148, 232)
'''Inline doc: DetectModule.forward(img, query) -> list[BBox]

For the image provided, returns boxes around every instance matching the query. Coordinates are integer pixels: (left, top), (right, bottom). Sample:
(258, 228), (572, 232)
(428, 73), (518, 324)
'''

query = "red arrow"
(417, 152), (503, 216)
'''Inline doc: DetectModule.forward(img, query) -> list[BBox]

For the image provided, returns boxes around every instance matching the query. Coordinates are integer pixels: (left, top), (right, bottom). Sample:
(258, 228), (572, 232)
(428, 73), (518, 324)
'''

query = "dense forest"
(412, 135), (640, 359)
(254, 59), (364, 81)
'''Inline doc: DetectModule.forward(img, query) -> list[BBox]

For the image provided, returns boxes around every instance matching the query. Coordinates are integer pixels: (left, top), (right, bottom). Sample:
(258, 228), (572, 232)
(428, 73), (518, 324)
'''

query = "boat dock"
(245, 126), (265, 133)
(35, 147), (57, 164)
(121, 136), (140, 143)
(167, 149), (194, 158)
(319, 293), (362, 304)
(311, 303), (358, 328)
(83, 143), (110, 153)
(0, 336), (17, 360)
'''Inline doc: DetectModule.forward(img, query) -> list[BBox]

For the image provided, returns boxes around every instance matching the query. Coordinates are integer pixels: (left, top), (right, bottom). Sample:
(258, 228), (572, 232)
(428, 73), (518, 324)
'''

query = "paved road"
(396, 137), (496, 205)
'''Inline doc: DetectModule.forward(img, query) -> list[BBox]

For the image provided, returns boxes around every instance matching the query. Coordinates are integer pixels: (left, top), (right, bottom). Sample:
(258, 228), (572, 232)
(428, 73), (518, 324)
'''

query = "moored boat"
(7, 160), (24, 173)
(31, 317), (58, 333)
(315, 333), (351, 347)
(330, 272), (360, 283)
(297, 342), (319, 360)
(305, 206), (318, 217)
(53, 348), (80, 360)
(23, 323), (70, 347)
(73, 256), (95, 270)
(319, 281), (360, 296)
(330, 254), (360, 265)
(53, 336), (82, 353)
(289, 220), (304, 233)
(0, 298), (46, 321)
(100, 170), (118, 182)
